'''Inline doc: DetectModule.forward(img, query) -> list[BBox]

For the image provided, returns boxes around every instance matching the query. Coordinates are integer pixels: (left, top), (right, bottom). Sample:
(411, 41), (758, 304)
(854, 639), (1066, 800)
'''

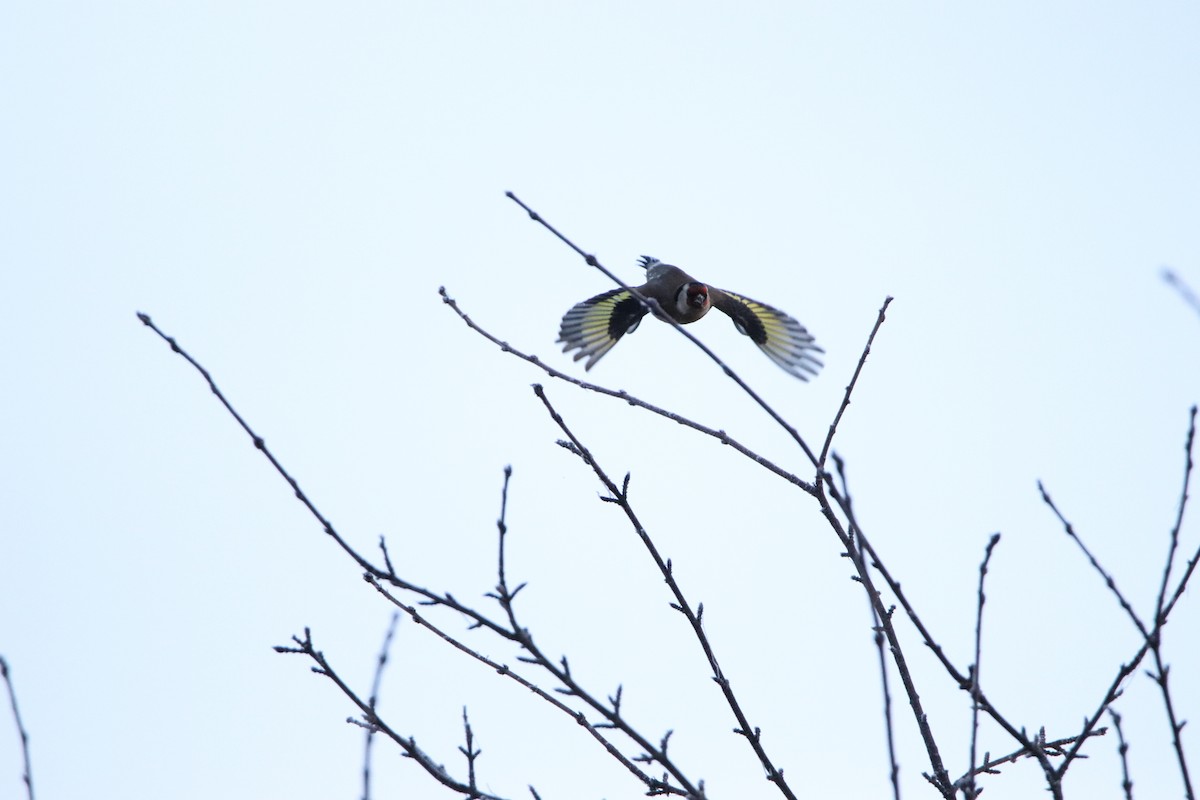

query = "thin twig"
(362, 612), (401, 800)
(0, 656), (34, 800)
(1108, 709), (1134, 800)
(478, 466), (702, 797)
(533, 383), (788, 800)
(459, 707), (482, 797)
(279, 629), (510, 800)
(963, 534), (1002, 799)
(826, 461), (956, 798)
(869, 595), (902, 800)
(1038, 482), (1149, 637)
(363, 573), (681, 795)
(1056, 506), (1200, 785)
(496, 465), (513, 595)
(952, 729), (1106, 786)
(1145, 405), (1197, 800)
(137, 313), (380, 577)
(1046, 408), (1198, 791)
(141, 313), (540, 643)
(836, 508), (1041, 761)
(1163, 268), (1200, 320)
(818, 297), (893, 470)
(835, 460), (902, 799)
(1154, 405), (1195, 627)
(1032, 728), (1065, 800)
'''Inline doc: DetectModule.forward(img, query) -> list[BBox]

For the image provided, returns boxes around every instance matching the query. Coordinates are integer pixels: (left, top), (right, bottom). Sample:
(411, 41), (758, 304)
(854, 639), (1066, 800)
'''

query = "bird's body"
(557, 257), (823, 380)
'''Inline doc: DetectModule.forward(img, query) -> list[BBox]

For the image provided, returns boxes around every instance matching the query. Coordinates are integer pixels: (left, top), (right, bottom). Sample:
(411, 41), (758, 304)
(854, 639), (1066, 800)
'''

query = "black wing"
(709, 289), (824, 380)
(557, 288), (648, 370)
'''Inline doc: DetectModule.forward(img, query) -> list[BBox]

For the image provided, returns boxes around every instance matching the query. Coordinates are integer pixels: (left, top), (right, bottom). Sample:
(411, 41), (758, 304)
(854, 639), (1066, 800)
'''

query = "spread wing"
(557, 288), (648, 370)
(709, 289), (824, 380)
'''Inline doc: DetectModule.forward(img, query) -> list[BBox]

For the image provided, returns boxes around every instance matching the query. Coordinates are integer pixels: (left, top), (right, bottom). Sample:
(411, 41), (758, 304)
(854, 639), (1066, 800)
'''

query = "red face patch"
(686, 283), (709, 309)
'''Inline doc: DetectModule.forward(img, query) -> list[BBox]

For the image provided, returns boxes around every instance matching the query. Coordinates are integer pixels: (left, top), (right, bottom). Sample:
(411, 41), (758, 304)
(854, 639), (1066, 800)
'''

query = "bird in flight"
(558, 256), (823, 380)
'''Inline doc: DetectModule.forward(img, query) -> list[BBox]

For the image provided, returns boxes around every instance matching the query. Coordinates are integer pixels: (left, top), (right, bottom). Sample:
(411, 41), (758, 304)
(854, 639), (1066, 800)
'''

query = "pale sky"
(2, 3), (1199, 799)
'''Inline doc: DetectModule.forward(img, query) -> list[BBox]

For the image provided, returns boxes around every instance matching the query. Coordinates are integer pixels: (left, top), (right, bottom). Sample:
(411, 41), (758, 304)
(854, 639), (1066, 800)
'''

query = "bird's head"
(674, 281), (711, 320)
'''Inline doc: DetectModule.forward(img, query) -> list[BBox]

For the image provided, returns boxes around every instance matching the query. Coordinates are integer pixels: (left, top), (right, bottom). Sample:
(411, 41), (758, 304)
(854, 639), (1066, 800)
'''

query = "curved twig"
(362, 612), (400, 800)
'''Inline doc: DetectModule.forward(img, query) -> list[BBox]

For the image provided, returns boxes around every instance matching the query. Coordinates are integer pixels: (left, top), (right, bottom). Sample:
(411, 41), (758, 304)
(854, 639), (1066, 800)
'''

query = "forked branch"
(533, 383), (795, 800)
(140, 312), (707, 798)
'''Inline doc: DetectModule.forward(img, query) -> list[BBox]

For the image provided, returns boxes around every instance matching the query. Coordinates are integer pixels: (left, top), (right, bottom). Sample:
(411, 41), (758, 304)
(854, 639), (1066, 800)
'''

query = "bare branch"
(818, 296), (893, 469)
(278, 629), (510, 800)
(1049, 408), (1198, 791)
(1037, 482), (1149, 637)
(479, 466), (703, 796)
(823, 461), (956, 797)
(1135, 405), (1198, 800)
(953, 729), (1106, 786)
(439, 287), (816, 495)
(142, 221), (1195, 800)
(362, 613), (401, 800)
(1163, 268), (1200, 320)
(141, 312), (703, 798)
(137, 312), (384, 578)
(496, 465), (514, 593)
(867, 596), (902, 800)
(962, 533), (1002, 799)
(1146, 406), (1198, 800)
(1155, 405), (1196, 624)
(460, 707), (482, 797)
(364, 573), (685, 795)
(0, 656), (34, 800)
(533, 383), (789, 800)
(1108, 709), (1134, 800)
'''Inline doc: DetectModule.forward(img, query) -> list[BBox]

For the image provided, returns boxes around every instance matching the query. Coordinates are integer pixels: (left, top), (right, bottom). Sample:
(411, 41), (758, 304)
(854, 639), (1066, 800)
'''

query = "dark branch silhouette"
(439, 288), (816, 495)
(1, 656), (34, 800)
(135, 199), (1197, 798)
(818, 297), (893, 470)
(534, 383), (794, 799)
(278, 628), (509, 800)
(1108, 709), (1134, 800)
(960, 533), (1001, 799)
(141, 312), (707, 797)
(362, 612), (400, 800)
(1164, 268), (1200, 320)
(1039, 405), (1198, 798)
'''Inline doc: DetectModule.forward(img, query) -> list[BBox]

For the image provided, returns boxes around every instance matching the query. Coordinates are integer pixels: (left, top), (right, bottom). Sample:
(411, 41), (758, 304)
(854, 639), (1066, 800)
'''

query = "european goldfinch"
(558, 256), (823, 380)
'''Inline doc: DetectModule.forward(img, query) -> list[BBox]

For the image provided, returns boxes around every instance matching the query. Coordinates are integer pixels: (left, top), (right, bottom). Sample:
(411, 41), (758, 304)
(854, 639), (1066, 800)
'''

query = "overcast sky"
(2, 3), (1199, 799)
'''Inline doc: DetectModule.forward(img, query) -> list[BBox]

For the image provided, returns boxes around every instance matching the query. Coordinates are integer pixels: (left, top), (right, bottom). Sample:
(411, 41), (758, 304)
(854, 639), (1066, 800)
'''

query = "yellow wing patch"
(713, 290), (824, 380)
(557, 289), (647, 371)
